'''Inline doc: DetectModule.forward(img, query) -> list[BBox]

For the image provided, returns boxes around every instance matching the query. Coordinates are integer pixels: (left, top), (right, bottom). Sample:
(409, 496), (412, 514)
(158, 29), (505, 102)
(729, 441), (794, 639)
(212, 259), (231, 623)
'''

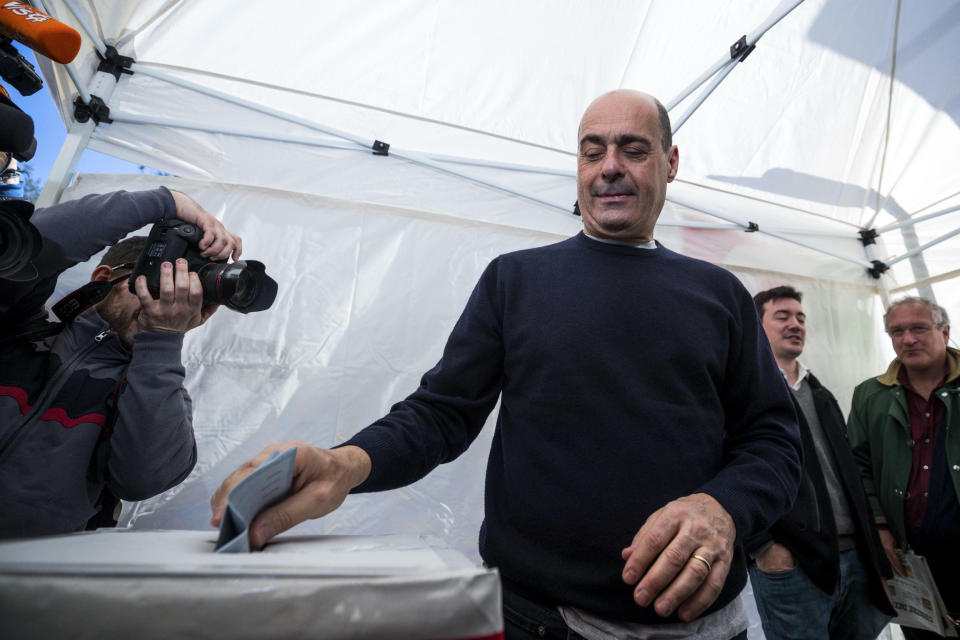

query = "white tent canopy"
(34, 0), (959, 564)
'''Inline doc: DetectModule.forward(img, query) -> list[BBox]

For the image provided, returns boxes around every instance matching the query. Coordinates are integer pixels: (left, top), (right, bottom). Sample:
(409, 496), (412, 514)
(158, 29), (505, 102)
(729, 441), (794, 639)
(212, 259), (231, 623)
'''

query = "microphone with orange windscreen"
(0, 1), (81, 64)
(0, 1), (81, 96)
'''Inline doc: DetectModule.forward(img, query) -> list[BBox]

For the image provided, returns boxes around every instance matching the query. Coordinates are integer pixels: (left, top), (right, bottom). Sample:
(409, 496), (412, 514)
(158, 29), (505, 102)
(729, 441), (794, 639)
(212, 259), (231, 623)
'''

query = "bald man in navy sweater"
(212, 90), (802, 640)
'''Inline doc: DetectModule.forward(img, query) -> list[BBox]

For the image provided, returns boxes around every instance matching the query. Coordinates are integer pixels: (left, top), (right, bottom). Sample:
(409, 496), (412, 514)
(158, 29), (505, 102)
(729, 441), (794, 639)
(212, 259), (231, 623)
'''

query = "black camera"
(129, 219), (277, 314)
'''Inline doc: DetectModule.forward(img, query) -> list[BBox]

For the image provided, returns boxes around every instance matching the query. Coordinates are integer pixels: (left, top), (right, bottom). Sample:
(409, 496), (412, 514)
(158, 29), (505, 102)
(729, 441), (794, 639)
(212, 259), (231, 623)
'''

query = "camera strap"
(51, 274), (129, 324)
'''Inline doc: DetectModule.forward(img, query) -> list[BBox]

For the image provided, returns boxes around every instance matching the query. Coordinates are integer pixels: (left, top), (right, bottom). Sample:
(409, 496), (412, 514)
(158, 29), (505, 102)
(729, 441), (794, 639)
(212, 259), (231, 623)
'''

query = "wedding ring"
(691, 554), (712, 573)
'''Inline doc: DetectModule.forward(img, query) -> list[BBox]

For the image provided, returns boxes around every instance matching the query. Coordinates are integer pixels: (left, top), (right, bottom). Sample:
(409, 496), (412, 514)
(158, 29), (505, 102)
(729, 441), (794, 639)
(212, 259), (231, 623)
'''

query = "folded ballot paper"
(215, 447), (297, 553)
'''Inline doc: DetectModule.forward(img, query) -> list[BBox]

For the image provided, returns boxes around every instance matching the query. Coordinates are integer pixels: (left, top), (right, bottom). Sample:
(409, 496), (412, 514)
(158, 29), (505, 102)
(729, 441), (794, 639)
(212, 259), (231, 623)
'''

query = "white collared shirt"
(780, 361), (810, 391)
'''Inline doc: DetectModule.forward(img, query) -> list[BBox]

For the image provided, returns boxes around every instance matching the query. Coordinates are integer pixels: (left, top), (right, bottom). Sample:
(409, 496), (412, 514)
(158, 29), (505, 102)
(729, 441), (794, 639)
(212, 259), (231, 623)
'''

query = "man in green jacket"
(848, 296), (960, 638)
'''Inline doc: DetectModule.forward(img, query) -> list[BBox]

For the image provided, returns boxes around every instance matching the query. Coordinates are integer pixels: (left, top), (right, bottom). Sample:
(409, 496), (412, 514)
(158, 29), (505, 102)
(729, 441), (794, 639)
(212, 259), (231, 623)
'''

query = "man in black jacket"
(747, 286), (894, 639)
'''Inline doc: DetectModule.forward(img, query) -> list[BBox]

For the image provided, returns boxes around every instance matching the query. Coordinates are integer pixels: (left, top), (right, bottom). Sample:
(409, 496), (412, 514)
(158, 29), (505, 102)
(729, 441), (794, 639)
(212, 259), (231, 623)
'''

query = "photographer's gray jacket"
(0, 188), (197, 538)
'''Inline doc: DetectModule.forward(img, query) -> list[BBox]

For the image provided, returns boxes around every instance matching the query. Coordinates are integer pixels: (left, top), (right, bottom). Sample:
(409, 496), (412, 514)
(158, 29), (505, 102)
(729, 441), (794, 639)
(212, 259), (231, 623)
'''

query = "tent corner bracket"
(858, 228), (878, 246)
(96, 45), (134, 81)
(868, 260), (889, 279)
(372, 140), (390, 156)
(745, 221), (759, 232)
(73, 95), (111, 124)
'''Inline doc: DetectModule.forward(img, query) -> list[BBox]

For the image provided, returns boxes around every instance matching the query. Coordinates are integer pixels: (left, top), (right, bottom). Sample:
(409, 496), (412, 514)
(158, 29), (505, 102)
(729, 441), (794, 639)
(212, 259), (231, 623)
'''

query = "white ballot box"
(0, 529), (503, 639)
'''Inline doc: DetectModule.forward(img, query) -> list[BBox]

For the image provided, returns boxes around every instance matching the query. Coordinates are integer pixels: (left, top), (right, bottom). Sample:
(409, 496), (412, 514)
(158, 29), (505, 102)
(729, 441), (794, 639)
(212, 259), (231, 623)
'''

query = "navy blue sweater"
(343, 232), (801, 623)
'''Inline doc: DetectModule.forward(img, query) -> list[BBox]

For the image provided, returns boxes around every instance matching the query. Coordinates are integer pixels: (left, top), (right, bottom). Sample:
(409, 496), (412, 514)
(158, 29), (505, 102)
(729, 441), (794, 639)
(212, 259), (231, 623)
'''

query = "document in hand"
(215, 447), (297, 553)
(887, 550), (958, 637)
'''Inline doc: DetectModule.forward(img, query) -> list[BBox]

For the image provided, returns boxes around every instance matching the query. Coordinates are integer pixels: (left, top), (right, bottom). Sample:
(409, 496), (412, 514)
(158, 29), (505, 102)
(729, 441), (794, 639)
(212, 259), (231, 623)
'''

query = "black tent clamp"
(73, 94), (111, 124)
(858, 228), (879, 246)
(372, 140), (389, 156)
(868, 259), (889, 279)
(730, 35), (756, 63)
(73, 45), (134, 125)
(745, 221), (759, 232)
(97, 45), (134, 81)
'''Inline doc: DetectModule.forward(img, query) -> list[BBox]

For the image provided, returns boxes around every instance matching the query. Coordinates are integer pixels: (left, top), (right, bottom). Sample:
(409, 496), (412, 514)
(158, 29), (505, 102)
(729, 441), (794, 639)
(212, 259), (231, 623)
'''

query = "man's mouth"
(595, 192), (635, 203)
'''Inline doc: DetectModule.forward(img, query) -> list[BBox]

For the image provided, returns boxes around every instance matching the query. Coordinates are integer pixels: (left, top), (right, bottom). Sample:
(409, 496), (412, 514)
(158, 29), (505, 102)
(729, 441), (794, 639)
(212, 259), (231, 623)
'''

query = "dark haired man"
(0, 188), (241, 538)
(213, 90), (802, 639)
(747, 285), (893, 639)
(849, 297), (960, 638)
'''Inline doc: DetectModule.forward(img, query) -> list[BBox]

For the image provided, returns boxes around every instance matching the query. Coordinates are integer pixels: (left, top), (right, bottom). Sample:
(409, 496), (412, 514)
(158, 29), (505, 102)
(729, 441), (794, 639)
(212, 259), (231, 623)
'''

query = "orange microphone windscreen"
(0, 2), (81, 64)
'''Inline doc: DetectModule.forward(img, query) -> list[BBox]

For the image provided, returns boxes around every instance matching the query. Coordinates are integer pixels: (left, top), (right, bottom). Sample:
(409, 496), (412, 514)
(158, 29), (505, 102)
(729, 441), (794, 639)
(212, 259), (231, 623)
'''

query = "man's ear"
(666, 145), (679, 182)
(90, 265), (114, 283)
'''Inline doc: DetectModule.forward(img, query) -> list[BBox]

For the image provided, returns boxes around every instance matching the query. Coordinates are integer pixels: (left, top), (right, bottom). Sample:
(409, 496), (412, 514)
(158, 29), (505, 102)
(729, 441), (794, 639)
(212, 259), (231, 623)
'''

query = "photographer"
(0, 187), (241, 538)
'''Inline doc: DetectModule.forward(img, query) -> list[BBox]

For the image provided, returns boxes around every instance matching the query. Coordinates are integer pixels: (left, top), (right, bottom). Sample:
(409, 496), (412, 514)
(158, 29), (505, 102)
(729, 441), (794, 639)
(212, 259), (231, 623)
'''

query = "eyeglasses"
(888, 324), (934, 339)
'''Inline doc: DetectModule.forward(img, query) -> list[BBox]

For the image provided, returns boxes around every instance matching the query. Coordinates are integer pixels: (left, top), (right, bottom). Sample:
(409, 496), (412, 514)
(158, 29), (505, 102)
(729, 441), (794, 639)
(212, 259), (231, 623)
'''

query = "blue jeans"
(502, 587), (587, 640)
(502, 585), (748, 640)
(748, 549), (890, 640)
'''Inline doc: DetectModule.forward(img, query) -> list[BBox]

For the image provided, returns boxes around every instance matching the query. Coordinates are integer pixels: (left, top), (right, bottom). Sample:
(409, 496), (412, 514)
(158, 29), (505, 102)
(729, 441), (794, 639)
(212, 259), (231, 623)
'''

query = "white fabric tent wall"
(53, 173), (887, 553)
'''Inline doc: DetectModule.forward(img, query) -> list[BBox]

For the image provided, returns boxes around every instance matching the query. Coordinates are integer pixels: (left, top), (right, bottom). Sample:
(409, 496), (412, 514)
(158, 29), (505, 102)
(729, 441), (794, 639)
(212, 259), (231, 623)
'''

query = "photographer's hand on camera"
(169, 190), (242, 261)
(134, 258), (218, 334)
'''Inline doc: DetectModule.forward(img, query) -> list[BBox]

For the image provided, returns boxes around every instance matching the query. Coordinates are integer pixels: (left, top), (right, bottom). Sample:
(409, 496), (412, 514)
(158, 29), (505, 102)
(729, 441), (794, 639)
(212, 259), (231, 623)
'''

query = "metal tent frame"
(36, 0), (957, 302)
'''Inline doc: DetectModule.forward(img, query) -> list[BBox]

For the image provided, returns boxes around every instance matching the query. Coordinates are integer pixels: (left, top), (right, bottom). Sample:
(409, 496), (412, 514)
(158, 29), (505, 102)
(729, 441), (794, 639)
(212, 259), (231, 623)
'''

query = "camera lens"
(197, 260), (277, 313)
(0, 201), (41, 281)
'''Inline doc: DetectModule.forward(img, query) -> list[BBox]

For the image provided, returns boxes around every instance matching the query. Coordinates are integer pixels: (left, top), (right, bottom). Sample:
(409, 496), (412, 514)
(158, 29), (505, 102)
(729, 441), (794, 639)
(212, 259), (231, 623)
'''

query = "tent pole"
(671, 58), (739, 134)
(666, 59), (735, 112)
(134, 66), (378, 149)
(35, 122), (94, 208)
(884, 226), (960, 269)
(665, 0), (805, 112)
(59, 0), (107, 54)
(890, 268), (960, 294)
(860, 241), (892, 308)
(109, 112), (577, 178)
(29, 0), (87, 104)
(127, 68), (575, 215)
(61, 62), (92, 104)
(386, 149), (571, 214)
(33, 0), (125, 206)
(875, 203), (960, 234)
(108, 113), (363, 151)
(105, 110), (877, 240)
(667, 194), (872, 268)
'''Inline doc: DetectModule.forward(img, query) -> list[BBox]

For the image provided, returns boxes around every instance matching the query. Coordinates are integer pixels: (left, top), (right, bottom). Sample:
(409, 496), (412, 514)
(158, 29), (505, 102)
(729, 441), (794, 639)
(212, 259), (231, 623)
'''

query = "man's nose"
(600, 148), (624, 179)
